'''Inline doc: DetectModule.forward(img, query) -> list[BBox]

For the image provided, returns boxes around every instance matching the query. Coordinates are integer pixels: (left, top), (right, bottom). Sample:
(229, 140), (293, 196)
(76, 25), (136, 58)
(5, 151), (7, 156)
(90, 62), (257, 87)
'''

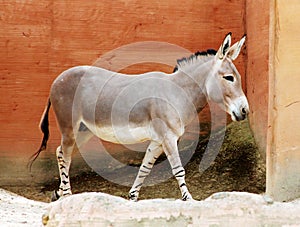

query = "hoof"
(128, 192), (138, 202)
(51, 190), (60, 202)
(182, 193), (193, 201)
(129, 197), (138, 202)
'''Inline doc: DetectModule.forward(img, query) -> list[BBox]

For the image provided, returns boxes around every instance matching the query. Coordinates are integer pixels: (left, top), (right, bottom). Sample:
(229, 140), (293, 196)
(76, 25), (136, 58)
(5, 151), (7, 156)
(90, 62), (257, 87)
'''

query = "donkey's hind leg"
(52, 126), (94, 201)
(51, 132), (76, 201)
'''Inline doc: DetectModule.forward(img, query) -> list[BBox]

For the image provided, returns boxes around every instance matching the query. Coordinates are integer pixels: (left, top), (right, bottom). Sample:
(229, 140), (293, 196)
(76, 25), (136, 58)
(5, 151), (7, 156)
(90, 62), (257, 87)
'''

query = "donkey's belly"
(88, 124), (152, 144)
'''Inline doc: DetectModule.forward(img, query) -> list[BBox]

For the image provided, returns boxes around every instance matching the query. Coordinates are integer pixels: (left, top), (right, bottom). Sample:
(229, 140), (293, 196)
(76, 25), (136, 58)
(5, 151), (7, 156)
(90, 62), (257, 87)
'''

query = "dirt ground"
(3, 120), (266, 203)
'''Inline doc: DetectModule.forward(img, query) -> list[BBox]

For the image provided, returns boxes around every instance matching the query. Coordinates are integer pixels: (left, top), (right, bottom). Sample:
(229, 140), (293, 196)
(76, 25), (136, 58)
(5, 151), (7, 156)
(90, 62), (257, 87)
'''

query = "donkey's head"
(206, 33), (249, 121)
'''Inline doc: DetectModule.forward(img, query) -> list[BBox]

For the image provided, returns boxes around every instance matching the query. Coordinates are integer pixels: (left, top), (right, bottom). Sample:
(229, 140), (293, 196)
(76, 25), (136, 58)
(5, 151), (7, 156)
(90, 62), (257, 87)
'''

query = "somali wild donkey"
(30, 33), (248, 201)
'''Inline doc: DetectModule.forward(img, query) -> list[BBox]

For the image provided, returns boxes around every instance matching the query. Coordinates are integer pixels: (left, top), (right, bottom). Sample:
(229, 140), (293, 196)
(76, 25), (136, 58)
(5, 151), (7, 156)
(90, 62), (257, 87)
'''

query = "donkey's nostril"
(241, 107), (247, 115)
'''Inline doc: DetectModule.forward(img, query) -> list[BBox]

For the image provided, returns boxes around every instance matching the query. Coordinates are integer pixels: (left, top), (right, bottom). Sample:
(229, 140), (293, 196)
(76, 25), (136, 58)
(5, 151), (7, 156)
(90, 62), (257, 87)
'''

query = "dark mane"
(173, 49), (217, 72)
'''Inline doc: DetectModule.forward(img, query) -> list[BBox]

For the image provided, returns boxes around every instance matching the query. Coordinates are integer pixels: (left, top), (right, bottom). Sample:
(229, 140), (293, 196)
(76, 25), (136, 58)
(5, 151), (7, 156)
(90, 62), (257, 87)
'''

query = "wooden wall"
(0, 0), (246, 185)
(245, 0), (270, 159)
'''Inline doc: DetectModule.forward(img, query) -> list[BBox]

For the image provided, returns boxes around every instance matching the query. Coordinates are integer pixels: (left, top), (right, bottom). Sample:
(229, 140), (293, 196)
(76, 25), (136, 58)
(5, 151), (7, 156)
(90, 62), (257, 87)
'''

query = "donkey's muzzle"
(232, 107), (249, 121)
(233, 111), (246, 121)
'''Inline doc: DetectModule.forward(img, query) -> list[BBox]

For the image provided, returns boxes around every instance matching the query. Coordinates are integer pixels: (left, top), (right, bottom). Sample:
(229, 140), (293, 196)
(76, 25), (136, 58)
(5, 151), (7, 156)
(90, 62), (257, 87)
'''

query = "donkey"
(30, 33), (248, 201)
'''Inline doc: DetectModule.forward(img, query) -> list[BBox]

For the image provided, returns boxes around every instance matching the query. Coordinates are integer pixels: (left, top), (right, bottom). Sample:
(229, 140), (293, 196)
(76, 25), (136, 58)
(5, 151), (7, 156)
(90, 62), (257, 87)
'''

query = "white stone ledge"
(44, 192), (300, 226)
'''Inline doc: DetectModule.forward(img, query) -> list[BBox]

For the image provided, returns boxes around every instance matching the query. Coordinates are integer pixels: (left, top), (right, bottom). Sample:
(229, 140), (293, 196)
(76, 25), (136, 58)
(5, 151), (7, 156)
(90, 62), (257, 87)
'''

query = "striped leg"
(129, 141), (163, 201)
(52, 127), (94, 201)
(51, 135), (75, 201)
(163, 134), (193, 201)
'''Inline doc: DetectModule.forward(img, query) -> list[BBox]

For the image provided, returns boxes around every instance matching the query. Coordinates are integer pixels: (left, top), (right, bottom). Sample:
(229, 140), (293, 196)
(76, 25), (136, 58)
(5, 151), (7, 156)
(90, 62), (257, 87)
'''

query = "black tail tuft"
(28, 99), (51, 172)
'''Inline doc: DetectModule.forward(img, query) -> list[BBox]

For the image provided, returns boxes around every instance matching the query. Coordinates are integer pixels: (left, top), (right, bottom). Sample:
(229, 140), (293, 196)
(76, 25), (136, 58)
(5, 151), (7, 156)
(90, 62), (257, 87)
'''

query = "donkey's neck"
(171, 59), (214, 113)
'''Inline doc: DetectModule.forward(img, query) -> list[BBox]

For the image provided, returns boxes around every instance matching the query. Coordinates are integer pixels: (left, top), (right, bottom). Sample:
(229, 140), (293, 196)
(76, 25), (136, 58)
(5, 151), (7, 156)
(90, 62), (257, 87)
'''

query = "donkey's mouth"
(232, 111), (246, 121)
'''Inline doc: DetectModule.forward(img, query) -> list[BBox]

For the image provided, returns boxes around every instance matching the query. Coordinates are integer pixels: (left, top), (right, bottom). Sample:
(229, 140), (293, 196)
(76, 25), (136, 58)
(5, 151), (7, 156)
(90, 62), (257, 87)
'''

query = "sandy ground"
(0, 189), (47, 227)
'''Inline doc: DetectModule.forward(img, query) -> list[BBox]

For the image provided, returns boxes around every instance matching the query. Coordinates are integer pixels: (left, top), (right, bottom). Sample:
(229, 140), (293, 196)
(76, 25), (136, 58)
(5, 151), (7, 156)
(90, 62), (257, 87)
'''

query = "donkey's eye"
(223, 75), (234, 82)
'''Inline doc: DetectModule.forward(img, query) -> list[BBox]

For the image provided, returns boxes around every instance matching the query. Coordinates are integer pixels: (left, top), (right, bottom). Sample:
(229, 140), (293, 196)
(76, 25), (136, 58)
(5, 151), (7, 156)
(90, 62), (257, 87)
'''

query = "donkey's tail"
(28, 99), (51, 171)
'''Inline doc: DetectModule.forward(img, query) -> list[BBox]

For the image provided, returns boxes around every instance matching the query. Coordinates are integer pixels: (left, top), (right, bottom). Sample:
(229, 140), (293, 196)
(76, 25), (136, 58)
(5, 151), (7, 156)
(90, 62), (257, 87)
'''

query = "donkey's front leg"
(163, 134), (193, 201)
(129, 141), (163, 201)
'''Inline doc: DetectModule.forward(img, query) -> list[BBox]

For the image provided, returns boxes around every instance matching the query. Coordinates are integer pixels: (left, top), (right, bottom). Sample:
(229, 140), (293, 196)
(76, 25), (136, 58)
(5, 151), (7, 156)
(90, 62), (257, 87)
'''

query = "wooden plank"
(245, 0), (270, 159)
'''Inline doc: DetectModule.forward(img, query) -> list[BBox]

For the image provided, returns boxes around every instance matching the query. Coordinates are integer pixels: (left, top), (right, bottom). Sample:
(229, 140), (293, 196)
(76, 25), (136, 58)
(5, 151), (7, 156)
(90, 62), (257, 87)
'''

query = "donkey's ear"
(227, 35), (246, 61)
(217, 32), (232, 60)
